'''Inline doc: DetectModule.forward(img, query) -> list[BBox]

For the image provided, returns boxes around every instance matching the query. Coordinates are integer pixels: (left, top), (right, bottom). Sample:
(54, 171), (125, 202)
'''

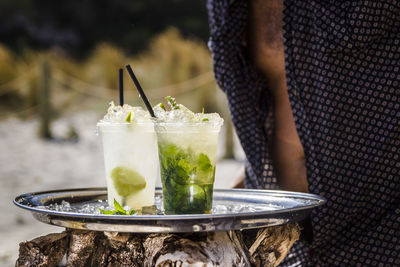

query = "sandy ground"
(0, 112), (244, 266)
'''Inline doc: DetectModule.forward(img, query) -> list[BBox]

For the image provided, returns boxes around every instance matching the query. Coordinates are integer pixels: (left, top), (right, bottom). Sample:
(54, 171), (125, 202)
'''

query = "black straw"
(125, 64), (156, 118)
(119, 68), (124, 106)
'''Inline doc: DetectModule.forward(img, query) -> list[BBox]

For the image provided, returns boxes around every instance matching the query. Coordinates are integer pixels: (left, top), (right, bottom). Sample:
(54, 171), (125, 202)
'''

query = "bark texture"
(16, 223), (300, 267)
(16, 232), (69, 267)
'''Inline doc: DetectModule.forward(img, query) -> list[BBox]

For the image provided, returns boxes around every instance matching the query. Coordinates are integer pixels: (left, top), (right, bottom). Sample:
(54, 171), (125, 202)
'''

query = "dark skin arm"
(234, 0), (308, 193)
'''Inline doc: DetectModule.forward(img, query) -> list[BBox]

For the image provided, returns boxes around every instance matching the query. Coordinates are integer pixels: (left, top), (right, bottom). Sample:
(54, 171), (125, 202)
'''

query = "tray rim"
(14, 187), (326, 221)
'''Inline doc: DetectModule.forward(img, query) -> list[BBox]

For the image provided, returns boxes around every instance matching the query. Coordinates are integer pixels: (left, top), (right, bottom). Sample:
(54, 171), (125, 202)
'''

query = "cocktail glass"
(155, 122), (222, 214)
(98, 121), (158, 210)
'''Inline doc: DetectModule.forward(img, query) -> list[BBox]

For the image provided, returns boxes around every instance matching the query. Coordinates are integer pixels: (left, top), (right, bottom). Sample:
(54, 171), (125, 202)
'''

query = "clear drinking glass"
(155, 122), (222, 214)
(98, 121), (158, 210)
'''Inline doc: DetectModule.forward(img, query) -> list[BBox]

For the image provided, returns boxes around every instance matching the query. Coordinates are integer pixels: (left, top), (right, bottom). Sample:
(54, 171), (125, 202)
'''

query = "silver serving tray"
(14, 187), (325, 233)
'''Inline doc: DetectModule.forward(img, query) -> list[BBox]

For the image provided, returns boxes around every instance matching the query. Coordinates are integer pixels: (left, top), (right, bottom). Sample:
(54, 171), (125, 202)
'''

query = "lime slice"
(111, 166), (146, 196)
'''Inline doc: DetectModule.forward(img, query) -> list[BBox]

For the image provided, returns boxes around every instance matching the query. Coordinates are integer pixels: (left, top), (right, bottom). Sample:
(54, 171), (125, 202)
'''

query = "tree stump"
(16, 223), (300, 267)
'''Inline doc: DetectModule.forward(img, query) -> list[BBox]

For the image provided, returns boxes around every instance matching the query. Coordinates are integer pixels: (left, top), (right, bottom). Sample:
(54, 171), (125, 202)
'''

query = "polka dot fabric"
(207, 0), (400, 265)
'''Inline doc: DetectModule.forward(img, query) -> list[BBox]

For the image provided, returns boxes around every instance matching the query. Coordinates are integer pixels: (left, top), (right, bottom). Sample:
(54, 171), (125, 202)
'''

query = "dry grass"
(0, 27), (217, 118)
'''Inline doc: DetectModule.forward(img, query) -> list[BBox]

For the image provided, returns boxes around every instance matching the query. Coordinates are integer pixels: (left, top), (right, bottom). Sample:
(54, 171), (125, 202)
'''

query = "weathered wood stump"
(16, 223), (300, 267)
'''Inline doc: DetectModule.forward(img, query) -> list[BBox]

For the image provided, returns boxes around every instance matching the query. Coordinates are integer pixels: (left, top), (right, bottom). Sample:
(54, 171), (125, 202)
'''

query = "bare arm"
(245, 0), (308, 192)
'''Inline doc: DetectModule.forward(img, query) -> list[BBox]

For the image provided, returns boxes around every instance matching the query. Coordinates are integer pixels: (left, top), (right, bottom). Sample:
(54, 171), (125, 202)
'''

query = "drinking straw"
(125, 64), (156, 118)
(119, 68), (124, 106)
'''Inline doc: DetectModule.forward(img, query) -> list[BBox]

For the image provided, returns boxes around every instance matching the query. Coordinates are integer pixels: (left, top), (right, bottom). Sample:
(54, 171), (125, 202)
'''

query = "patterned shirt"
(207, 0), (400, 265)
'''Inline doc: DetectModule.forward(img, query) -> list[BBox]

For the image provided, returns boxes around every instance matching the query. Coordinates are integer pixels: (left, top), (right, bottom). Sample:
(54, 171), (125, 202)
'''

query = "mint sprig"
(165, 96), (179, 110)
(158, 142), (215, 214)
(99, 199), (138, 215)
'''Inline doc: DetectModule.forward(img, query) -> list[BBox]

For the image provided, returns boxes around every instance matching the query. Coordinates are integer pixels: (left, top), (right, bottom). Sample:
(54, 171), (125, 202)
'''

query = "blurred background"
(0, 0), (245, 265)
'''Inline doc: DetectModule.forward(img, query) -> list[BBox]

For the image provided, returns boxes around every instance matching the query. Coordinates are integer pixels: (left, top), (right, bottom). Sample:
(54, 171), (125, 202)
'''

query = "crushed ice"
(98, 102), (152, 124)
(42, 194), (280, 215)
(153, 97), (224, 128)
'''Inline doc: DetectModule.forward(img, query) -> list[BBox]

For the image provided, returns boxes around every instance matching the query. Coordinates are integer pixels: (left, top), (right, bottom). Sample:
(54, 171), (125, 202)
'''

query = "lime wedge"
(111, 166), (146, 196)
(125, 111), (132, 122)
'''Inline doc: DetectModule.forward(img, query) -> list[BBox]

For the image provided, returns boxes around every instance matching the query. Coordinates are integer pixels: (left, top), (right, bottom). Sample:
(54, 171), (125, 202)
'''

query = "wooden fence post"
(224, 118), (235, 159)
(38, 59), (52, 139)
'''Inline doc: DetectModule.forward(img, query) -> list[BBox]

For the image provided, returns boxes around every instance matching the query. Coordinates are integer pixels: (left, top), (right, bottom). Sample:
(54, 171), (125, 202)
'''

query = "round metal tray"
(14, 187), (325, 233)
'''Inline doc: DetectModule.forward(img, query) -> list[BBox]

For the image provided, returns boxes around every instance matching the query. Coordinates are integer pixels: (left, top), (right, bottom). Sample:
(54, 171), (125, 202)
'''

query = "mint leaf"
(197, 153), (212, 172)
(99, 199), (138, 215)
(202, 118), (209, 122)
(99, 209), (116, 215)
(158, 142), (195, 185)
(129, 209), (138, 215)
(114, 199), (127, 214)
(177, 158), (196, 175)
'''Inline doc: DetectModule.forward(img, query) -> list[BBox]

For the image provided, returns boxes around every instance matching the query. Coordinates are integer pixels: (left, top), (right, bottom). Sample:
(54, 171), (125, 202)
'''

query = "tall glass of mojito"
(97, 102), (158, 210)
(154, 97), (223, 214)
